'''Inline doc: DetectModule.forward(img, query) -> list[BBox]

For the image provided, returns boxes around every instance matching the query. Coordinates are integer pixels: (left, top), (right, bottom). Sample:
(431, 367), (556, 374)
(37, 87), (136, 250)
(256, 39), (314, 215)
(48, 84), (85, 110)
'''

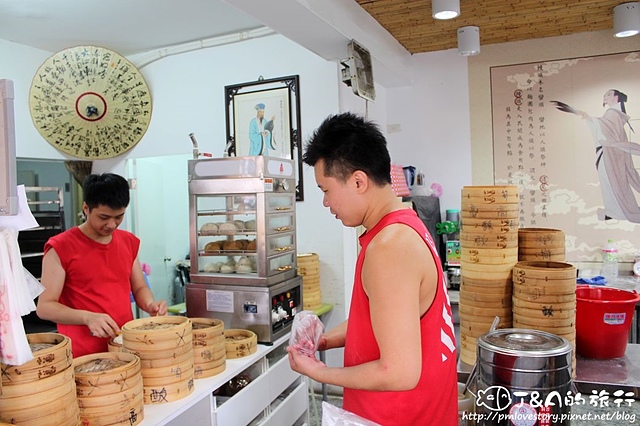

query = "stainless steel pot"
(476, 328), (573, 425)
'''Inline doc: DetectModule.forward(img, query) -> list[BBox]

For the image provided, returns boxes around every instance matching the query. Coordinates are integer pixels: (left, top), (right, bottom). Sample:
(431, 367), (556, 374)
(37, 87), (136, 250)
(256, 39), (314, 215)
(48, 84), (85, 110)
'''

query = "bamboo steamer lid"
(518, 228), (565, 247)
(1, 333), (72, 385)
(224, 329), (258, 359)
(74, 352), (141, 395)
(297, 252), (319, 265)
(191, 318), (224, 341)
(122, 316), (192, 352)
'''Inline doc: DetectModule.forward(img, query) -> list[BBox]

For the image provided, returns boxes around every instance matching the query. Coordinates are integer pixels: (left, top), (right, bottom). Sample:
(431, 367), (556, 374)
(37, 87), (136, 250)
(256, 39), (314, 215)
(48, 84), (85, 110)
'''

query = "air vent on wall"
(340, 40), (376, 102)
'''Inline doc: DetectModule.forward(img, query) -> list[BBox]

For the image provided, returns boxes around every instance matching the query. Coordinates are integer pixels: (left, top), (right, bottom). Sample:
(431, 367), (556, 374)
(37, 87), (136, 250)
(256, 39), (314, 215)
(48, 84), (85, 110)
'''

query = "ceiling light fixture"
(614, 2), (640, 37)
(432, 0), (460, 20)
(458, 26), (480, 56)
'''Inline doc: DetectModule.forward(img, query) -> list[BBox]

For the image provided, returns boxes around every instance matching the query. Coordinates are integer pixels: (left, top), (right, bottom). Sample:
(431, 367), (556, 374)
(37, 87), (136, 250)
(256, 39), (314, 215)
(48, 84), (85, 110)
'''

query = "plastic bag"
(321, 401), (382, 426)
(288, 310), (324, 356)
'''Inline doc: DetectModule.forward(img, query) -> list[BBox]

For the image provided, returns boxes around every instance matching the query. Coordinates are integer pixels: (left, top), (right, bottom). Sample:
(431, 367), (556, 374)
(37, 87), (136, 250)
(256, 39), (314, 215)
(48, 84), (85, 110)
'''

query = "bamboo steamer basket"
(460, 252), (518, 265)
(224, 329), (258, 359)
(191, 318), (224, 340)
(512, 261), (576, 280)
(194, 362), (226, 379)
(461, 275), (512, 287)
(121, 316), (195, 404)
(460, 236), (518, 250)
(512, 296), (575, 311)
(1, 333), (72, 385)
(298, 253), (322, 310)
(512, 305), (576, 321)
(193, 341), (226, 364)
(122, 316), (193, 352)
(458, 304), (512, 317)
(0, 385), (80, 425)
(518, 248), (566, 262)
(460, 207), (519, 220)
(460, 220), (518, 234)
(518, 228), (565, 247)
(461, 185), (520, 204)
(108, 334), (123, 352)
(143, 375), (194, 404)
(513, 289), (576, 303)
(461, 267), (512, 281)
(0, 364), (79, 425)
(74, 352), (144, 426)
(460, 247), (518, 259)
(460, 262), (515, 273)
(459, 291), (512, 306)
(74, 352), (141, 397)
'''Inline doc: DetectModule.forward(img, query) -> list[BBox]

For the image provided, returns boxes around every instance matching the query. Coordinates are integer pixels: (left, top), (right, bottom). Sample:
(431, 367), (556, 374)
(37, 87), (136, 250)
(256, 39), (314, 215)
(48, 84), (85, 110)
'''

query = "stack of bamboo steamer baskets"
(121, 316), (194, 404)
(297, 253), (322, 310)
(512, 261), (577, 376)
(0, 333), (80, 425)
(191, 318), (226, 379)
(518, 228), (566, 261)
(74, 352), (144, 426)
(224, 329), (258, 359)
(459, 185), (520, 365)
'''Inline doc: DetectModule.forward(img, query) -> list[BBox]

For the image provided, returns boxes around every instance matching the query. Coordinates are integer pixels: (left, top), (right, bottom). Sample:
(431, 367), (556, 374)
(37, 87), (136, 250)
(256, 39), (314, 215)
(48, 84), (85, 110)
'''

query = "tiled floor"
(307, 390), (343, 426)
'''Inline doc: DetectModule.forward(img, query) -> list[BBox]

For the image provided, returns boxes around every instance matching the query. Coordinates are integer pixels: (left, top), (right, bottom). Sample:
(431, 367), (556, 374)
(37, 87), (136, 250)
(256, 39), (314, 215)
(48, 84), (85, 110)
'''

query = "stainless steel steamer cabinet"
(185, 156), (302, 343)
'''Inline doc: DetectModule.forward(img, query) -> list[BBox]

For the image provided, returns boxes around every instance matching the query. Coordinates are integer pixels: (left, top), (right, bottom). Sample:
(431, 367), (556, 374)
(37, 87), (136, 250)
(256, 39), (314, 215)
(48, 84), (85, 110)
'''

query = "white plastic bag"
(321, 401), (382, 426)
(288, 310), (324, 356)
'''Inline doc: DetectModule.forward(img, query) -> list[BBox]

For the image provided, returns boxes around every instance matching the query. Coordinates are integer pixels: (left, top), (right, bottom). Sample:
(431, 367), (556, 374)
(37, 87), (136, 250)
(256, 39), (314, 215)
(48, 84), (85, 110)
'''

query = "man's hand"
(86, 312), (120, 338)
(145, 300), (168, 316)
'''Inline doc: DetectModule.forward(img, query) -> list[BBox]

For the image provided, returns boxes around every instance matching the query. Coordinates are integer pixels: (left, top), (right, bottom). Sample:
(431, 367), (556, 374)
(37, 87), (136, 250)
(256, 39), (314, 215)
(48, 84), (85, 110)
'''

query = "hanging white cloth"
(0, 227), (45, 365)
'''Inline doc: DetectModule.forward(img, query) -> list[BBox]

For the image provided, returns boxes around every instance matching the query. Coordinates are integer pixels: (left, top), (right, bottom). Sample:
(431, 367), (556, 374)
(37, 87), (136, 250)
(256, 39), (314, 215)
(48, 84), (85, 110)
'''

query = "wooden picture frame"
(225, 75), (303, 201)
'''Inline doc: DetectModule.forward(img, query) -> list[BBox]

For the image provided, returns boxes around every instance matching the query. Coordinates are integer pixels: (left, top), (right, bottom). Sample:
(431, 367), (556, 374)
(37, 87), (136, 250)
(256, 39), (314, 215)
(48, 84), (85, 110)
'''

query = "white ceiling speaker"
(458, 26), (480, 56)
(432, 0), (460, 20)
(614, 2), (640, 37)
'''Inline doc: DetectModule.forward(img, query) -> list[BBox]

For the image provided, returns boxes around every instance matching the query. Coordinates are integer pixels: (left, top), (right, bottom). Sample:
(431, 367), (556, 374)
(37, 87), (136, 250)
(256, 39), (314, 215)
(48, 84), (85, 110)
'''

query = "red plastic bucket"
(576, 285), (640, 359)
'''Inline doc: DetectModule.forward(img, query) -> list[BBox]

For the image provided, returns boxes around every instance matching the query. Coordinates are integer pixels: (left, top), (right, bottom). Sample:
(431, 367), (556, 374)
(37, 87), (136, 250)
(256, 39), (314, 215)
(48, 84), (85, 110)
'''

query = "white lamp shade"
(432, 0), (460, 20)
(614, 2), (640, 37)
(458, 26), (480, 56)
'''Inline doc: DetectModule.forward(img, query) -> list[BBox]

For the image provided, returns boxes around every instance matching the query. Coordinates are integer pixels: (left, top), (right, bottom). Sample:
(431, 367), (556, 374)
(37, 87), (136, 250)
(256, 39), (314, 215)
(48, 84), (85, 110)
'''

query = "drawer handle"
(274, 207), (291, 211)
(277, 265), (293, 271)
(274, 226), (291, 232)
(275, 246), (292, 252)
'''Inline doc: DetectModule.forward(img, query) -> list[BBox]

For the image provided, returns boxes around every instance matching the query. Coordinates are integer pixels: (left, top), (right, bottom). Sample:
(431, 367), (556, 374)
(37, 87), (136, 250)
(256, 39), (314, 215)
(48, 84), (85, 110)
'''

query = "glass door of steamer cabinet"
(190, 191), (297, 286)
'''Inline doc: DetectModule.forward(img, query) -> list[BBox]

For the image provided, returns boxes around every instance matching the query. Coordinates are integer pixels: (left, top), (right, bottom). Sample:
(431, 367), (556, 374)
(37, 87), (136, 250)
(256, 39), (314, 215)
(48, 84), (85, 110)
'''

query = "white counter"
(140, 334), (308, 426)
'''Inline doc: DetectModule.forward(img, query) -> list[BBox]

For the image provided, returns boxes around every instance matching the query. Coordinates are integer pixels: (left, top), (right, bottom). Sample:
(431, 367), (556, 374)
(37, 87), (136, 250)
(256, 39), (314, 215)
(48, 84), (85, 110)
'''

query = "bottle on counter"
(602, 239), (619, 281)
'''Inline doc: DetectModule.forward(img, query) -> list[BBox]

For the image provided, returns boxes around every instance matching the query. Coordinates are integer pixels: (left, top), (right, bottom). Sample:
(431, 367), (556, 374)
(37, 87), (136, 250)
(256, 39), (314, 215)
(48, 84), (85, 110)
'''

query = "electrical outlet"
(387, 124), (402, 133)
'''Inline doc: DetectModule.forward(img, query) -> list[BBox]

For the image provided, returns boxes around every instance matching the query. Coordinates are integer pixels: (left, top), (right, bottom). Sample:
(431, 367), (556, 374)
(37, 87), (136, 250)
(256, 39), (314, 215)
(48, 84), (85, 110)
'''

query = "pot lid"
(478, 328), (571, 357)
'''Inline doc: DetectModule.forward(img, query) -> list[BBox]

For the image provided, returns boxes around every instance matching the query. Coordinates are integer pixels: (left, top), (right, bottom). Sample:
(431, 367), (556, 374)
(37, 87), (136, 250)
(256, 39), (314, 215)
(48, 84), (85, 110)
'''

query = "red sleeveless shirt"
(343, 209), (457, 425)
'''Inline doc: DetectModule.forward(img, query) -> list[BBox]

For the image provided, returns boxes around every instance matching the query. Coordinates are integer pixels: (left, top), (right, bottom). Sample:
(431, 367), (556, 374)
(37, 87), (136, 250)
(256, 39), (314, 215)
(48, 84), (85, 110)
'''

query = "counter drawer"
(261, 381), (308, 426)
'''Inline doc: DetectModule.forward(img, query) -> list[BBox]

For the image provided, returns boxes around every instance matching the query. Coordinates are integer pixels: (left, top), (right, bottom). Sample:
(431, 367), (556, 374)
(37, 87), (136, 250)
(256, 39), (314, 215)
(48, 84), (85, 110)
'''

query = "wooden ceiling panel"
(354, 0), (623, 54)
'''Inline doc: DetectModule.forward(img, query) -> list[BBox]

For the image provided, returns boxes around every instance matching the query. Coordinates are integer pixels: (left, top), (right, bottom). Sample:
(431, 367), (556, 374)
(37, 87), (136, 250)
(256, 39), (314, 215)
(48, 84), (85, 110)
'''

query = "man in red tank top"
(288, 113), (458, 425)
(36, 173), (167, 357)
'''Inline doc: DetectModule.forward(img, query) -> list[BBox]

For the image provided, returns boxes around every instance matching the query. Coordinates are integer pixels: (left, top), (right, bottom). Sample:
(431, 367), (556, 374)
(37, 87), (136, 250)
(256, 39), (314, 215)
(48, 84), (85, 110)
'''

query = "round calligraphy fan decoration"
(29, 45), (152, 159)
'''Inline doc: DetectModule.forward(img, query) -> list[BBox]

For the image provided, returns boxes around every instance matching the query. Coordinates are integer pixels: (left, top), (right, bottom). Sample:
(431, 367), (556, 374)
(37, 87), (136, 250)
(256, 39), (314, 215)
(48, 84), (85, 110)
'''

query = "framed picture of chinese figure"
(225, 75), (303, 201)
